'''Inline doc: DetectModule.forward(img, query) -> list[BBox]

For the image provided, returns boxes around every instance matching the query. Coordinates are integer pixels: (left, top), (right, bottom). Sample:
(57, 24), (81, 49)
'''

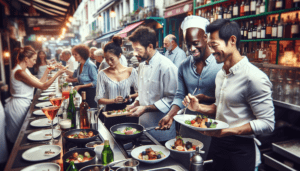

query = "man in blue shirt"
(164, 34), (186, 68)
(158, 16), (223, 160)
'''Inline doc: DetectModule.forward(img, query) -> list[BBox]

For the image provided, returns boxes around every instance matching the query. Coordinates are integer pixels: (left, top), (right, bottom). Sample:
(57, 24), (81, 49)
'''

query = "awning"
(93, 0), (117, 18)
(96, 30), (121, 43)
(117, 21), (144, 38)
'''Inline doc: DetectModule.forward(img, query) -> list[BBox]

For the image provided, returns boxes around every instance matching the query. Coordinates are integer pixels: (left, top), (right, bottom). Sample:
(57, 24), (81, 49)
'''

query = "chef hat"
(181, 15), (210, 35)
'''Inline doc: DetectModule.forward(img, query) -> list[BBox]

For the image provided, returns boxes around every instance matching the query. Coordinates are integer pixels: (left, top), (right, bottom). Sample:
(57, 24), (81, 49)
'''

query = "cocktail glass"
(41, 106), (60, 145)
(50, 96), (64, 130)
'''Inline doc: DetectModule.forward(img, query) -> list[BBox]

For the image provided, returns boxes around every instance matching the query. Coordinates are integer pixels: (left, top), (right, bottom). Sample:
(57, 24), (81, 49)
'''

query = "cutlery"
(183, 88), (198, 115)
(21, 141), (49, 146)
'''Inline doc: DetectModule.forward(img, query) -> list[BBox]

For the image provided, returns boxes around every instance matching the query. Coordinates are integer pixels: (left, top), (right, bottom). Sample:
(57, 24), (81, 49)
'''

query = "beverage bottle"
(260, 0), (266, 13)
(66, 161), (78, 171)
(240, 0), (245, 16)
(277, 18), (284, 38)
(245, 0), (250, 15)
(248, 20), (253, 39)
(67, 88), (76, 128)
(272, 17), (278, 38)
(291, 13), (300, 37)
(233, 1), (239, 18)
(275, 0), (284, 10)
(261, 21), (266, 38)
(250, 0), (257, 15)
(102, 140), (114, 165)
(253, 22), (257, 39)
(266, 17), (272, 38)
(256, 0), (261, 15)
(284, 15), (292, 38)
(268, 0), (276, 11)
(294, 0), (300, 7)
(257, 20), (262, 39)
(80, 91), (90, 129)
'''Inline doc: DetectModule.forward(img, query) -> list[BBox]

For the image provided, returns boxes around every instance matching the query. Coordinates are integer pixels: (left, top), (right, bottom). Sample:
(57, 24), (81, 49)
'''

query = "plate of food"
(38, 96), (50, 101)
(27, 129), (61, 141)
(22, 145), (61, 162)
(21, 162), (61, 171)
(30, 118), (58, 127)
(165, 136), (203, 153)
(110, 123), (145, 140)
(63, 148), (96, 170)
(174, 114), (229, 131)
(131, 145), (170, 164)
(103, 108), (132, 118)
(64, 129), (99, 144)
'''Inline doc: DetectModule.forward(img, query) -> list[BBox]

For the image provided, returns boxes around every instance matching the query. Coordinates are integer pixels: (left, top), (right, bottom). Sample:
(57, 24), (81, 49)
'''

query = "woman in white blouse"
(4, 46), (65, 144)
(95, 36), (138, 112)
(34, 50), (48, 79)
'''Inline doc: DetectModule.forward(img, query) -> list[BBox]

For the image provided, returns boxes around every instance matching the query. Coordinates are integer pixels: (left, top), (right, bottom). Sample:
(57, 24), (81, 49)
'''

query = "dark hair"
(34, 50), (47, 72)
(72, 44), (90, 60)
(128, 26), (157, 49)
(103, 36), (123, 57)
(17, 46), (36, 62)
(206, 19), (241, 48)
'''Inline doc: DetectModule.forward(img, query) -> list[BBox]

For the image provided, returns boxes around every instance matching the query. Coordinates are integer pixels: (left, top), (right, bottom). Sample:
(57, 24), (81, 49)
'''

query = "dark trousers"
(207, 136), (255, 171)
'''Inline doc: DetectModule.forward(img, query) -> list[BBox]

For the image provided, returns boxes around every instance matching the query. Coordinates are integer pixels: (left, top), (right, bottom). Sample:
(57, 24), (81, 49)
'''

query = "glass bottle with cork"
(102, 140), (114, 165)
(80, 91), (90, 129)
(67, 87), (77, 128)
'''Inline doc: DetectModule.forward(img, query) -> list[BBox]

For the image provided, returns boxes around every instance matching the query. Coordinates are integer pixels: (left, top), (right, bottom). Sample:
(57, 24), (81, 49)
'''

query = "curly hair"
(128, 26), (157, 49)
(72, 44), (90, 60)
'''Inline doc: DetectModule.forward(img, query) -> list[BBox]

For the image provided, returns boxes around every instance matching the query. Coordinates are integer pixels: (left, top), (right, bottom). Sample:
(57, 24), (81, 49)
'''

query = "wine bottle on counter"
(261, 21), (266, 38)
(245, 0), (250, 15)
(277, 18), (284, 38)
(266, 17), (272, 38)
(272, 17), (278, 38)
(240, 0), (245, 16)
(233, 1), (239, 18)
(67, 88), (76, 128)
(250, 0), (256, 15)
(102, 140), (114, 165)
(79, 91), (90, 129)
(292, 13), (300, 37)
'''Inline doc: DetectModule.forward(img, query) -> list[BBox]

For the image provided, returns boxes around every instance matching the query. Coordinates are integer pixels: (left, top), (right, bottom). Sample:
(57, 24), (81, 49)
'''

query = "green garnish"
(73, 134), (78, 138)
(43, 96), (49, 100)
(126, 127), (133, 131)
(66, 159), (69, 162)
(210, 122), (217, 128)
(185, 120), (191, 125)
(78, 154), (84, 159)
(134, 131), (141, 134)
(158, 151), (164, 155)
(72, 90), (77, 96)
(114, 131), (125, 135)
(203, 115), (207, 118)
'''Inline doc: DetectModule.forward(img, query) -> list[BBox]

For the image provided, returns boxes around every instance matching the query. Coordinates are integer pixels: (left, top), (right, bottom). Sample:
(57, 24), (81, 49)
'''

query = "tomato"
(191, 120), (196, 124)
(192, 145), (196, 150)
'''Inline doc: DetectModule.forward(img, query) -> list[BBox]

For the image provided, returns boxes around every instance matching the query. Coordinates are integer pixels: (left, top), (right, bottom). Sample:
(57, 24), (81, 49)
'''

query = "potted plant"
(131, 11), (136, 21)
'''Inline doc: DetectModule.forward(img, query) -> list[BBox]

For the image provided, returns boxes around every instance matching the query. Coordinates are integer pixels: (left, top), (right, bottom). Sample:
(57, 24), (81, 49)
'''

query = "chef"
(158, 15), (223, 160)
(183, 19), (275, 171)
(126, 26), (178, 142)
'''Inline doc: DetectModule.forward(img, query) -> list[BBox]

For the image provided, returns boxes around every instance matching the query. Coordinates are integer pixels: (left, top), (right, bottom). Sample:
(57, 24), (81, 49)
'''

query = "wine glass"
(49, 95), (64, 130)
(41, 106), (60, 145)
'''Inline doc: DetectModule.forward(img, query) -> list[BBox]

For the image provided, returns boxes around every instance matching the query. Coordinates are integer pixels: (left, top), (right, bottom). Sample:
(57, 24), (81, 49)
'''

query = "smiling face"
(104, 51), (120, 68)
(185, 28), (208, 62)
(38, 51), (46, 60)
(72, 51), (83, 62)
(132, 42), (151, 63)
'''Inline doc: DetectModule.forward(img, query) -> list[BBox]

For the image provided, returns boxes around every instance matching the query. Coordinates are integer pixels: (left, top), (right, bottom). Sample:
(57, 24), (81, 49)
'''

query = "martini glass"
(50, 96), (64, 129)
(41, 106), (60, 145)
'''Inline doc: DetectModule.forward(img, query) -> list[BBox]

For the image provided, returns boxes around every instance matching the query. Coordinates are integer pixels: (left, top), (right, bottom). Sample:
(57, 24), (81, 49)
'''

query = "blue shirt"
(73, 58), (98, 87)
(165, 46), (187, 68)
(172, 54), (223, 110)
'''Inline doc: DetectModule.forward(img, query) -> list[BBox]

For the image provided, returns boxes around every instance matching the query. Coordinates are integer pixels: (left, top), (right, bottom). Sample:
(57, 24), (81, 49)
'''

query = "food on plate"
(67, 131), (95, 139)
(107, 108), (130, 115)
(185, 115), (218, 128)
(45, 133), (52, 136)
(45, 149), (55, 155)
(171, 136), (196, 152)
(138, 148), (165, 160)
(65, 152), (94, 163)
(114, 127), (141, 135)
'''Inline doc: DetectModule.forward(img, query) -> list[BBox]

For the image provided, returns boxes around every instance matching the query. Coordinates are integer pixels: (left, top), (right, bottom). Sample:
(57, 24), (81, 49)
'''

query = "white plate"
(131, 145), (170, 164)
(43, 89), (56, 93)
(21, 162), (61, 171)
(165, 138), (203, 154)
(30, 118), (58, 127)
(35, 102), (52, 108)
(22, 145), (61, 162)
(174, 114), (229, 131)
(38, 97), (50, 101)
(41, 92), (54, 96)
(33, 110), (45, 116)
(28, 129), (61, 141)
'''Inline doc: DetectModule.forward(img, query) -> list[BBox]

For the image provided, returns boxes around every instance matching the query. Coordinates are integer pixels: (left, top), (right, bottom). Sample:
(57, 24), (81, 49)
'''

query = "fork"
(183, 87), (198, 115)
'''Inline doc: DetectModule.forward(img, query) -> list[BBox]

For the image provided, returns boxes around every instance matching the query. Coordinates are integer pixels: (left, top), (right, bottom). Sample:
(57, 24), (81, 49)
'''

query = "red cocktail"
(42, 106), (60, 145)
(50, 97), (64, 107)
(62, 91), (70, 99)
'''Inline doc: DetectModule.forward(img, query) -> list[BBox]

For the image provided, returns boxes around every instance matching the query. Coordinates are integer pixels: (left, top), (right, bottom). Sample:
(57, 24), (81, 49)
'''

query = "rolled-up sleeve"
(94, 71), (106, 103)
(171, 64), (186, 109)
(154, 66), (178, 114)
(247, 74), (275, 135)
(89, 65), (98, 88)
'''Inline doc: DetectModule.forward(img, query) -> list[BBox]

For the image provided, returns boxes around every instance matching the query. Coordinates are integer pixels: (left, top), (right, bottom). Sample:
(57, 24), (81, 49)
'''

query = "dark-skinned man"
(183, 19), (275, 171)
(158, 16), (223, 160)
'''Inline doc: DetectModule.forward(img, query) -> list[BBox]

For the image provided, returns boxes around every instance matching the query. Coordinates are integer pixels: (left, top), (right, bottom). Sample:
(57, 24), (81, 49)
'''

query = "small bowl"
(85, 141), (104, 149)
(60, 119), (71, 129)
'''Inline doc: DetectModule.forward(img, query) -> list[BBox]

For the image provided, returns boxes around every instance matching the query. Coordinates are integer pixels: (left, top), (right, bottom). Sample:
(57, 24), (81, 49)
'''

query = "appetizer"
(45, 149), (55, 155)
(114, 127), (141, 135)
(171, 136), (196, 151)
(138, 148), (165, 160)
(185, 115), (218, 128)
(107, 108), (130, 115)
(67, 131), (95, 139)
(65, 152), (94, 163)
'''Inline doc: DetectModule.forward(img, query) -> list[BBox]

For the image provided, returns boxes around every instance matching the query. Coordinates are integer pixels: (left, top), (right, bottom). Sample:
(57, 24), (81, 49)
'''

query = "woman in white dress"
(4, 46), (65, 144)
(34, 50), (48, 79)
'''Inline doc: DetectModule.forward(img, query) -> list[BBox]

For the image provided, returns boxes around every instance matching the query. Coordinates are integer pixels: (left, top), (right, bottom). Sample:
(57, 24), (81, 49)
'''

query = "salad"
(114, 127), (141, 135)
(107, 108), (129, 115)
(171, 136), (196, 151)
(185, 115), (218, 128)
(138, 148), (165, 160)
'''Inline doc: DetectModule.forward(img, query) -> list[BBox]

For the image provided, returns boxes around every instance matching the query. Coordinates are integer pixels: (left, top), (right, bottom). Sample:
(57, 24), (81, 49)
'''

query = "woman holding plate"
(4, 46), (65, 144)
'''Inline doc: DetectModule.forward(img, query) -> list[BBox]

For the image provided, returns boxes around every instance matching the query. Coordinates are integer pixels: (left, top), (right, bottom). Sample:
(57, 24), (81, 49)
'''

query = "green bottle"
(102, 140), (114, 165)
(67, 89), (76, 128)
(66, 161), (78, 171)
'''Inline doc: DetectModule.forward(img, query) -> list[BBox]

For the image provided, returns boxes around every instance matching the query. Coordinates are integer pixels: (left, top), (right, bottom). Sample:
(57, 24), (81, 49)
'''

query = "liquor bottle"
(250, 0), (257, 15)
(285, 15), (292, 38)
(266, 17), (272, 39)
(294, 0), (300, 8)
(241, 22), (245, 39)
(218, 6), (223, 19)
(66, 161), (78, 171)
(260, 0), (266, 13)
(245, 0), (250, 15)
(261, 21), (266, 38)
(79, 91), (90, 129)
(206, 0), (211, 4)
(272, 17), (278, 38)
(256, 0), (261, 15)
(102, 140), (114, 165)
(244, 22), (248, 39)
(227, 6), (232, 19)
(292, 13), (300, 37)
(262, 42), (269, 63)
(266, 43), (273, 63)
(277, 18), (284, 38)
(258, 41), (264, 62)
(223, 7), (228, 19)
(253, 22), (257, 39)
(275, 0), (284, 10)
(240, 0), (245, 16)
(268, 0), (276, 11)
(210, 8), (214, 23)
(248, 20), (253, 39)
(67, 88), (76, 128)
(233, 1), (239, 18)
(257, 20), (262, 39)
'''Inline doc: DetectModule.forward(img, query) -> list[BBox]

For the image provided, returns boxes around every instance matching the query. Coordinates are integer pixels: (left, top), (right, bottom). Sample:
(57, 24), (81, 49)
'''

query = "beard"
(137, 51), (151, 63)
(167, 45), (173, 51)
(189, 46), (206, 63)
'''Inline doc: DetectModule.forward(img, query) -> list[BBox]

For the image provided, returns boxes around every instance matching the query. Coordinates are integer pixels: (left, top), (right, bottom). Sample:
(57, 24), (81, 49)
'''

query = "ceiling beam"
(47, 0), (69, 6)
(18, 0), (61, 16)
(8, 15), (65, 18)
(33, 0), (68, 12)
(33, 2), (66, 15)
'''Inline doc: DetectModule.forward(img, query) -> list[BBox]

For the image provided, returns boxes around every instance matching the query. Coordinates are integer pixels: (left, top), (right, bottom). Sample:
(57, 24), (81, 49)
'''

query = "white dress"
(4, 64), (34, 143)
(37, 65), (47, 79)
(0, 102), (8, 163)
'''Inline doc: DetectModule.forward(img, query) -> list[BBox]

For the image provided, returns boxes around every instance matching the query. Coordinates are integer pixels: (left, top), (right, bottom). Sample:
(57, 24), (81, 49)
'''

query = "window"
(150, 0), (155, 7)
(134, 0), (144, 11)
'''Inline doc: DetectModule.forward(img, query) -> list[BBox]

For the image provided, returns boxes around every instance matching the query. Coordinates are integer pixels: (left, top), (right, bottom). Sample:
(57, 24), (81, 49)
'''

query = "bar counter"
(4, 81), (188, 171)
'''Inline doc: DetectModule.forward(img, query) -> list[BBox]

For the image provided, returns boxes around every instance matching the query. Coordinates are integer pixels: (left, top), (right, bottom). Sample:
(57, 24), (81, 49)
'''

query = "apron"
(207, 136), (255, 171)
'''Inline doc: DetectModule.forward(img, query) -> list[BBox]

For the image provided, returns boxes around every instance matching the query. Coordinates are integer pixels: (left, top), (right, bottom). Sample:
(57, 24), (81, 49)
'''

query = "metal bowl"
(110, 123), (144, 141)
(63, 148), (96, 170)
(79, 164), (113, 171)
(64, 129), (99, 144)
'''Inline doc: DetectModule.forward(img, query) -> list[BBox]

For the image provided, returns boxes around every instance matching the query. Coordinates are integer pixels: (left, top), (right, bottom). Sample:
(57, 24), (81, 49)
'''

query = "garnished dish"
(65, 152), (94, 163)
(170, 136), (196, 152)
(67, 131), (95, 139)
(107, 108), (130, 115)
(184, 115), (218, 128)
(114, 127), (141, 135)
(138, 147), (165, 160)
